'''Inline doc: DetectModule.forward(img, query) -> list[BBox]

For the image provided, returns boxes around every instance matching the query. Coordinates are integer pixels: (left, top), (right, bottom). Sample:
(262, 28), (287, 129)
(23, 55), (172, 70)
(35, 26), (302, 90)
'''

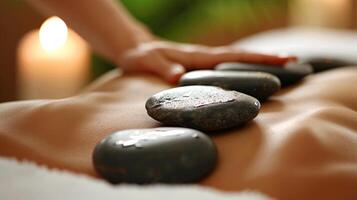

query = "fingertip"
(277, 55), (298, 64)
(166, 64), (185, 84)
(288, 55), (298, 61)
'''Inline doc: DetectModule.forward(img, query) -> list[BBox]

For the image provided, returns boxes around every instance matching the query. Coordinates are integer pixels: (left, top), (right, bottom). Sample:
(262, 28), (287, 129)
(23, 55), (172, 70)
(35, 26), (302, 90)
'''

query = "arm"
(27, 0), (295, 83)
(28, 0), (151, 62)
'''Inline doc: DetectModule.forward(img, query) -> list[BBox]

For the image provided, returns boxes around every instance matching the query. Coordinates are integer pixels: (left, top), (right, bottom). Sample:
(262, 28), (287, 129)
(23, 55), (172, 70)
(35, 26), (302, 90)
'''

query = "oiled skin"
(0, 67), (356, 200)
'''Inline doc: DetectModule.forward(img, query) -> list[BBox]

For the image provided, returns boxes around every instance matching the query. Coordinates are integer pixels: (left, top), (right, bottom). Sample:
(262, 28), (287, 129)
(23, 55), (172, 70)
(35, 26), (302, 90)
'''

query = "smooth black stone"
(304, 57), (356, 73)
(215, 62), (313, 86)
(93, 127), (217, 184)
(179, 70), (281, 101)
(145, 86), (260, 131)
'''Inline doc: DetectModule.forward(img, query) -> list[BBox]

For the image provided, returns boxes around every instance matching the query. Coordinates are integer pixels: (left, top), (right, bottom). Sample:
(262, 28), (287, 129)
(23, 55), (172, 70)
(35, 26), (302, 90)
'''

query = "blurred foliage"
(121, 0), (287, 43)
(93, 0), (288, 78)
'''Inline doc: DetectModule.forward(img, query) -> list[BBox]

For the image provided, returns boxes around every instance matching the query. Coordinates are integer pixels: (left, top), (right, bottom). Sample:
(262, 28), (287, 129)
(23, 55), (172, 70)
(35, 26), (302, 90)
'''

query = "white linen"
(0, 157), (270, 200)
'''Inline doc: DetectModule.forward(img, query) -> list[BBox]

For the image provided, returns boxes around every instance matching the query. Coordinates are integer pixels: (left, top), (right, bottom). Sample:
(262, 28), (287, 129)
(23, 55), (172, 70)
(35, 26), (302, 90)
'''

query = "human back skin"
(0, 67), (356, 200)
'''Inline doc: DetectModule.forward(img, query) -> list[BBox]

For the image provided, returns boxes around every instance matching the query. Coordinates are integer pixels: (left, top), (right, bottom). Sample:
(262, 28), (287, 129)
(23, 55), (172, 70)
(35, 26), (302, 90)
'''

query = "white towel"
(0, 157), (271, 200)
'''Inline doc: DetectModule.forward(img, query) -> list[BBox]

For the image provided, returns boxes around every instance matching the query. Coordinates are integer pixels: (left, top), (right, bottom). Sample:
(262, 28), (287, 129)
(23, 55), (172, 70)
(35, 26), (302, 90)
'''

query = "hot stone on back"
(179, 70), (281, 101)
(93, 127), (217, 184)
(216, 62), (313, 86)
(145, 86), (260, 131)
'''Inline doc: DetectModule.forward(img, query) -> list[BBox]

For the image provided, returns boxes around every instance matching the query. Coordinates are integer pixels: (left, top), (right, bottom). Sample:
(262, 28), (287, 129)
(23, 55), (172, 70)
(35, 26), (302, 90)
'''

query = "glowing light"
(39, 16), (68, 52)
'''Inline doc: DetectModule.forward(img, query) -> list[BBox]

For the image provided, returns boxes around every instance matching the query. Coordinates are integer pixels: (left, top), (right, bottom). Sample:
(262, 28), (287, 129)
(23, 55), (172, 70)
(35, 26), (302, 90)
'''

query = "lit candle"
(289, 0), (352, 28)
(17, 16), (90, 99)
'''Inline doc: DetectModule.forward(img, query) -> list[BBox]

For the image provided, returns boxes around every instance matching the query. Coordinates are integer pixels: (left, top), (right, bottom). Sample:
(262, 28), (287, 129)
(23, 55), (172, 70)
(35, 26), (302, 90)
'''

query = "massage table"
(0, 28), (356, 200)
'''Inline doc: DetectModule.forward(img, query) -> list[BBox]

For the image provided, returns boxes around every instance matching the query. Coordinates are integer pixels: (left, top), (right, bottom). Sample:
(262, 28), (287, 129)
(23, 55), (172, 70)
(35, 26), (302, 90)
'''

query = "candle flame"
(39, 16), (68, 52)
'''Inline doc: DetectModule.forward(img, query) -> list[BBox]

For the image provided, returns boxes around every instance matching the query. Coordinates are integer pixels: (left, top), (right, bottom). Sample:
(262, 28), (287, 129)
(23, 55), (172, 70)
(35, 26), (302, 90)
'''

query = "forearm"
(27, 0), (152, 61)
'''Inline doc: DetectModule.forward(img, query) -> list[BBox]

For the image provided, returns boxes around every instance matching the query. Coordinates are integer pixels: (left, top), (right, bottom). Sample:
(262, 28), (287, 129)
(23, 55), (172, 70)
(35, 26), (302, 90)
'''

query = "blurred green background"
(93, 0), (288, 78)
(122, 0), (286, 43)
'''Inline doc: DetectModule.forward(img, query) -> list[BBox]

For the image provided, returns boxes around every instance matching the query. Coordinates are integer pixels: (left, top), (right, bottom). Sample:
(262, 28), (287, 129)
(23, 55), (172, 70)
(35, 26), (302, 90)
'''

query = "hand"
(27, 0), (295, 84)
(116, 41), (296, 84)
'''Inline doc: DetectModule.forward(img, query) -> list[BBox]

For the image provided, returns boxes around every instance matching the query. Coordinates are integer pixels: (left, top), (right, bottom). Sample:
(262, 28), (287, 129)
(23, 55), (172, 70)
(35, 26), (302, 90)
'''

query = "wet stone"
(145, 86), (260, 131)
(92, 127), (217, 184)
(216, 62), (313, 86)
(179, 70), (281, 101)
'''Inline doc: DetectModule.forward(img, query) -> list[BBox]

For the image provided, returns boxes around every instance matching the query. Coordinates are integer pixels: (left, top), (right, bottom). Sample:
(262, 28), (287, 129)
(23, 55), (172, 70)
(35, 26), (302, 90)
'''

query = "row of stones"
(93, 62), (314, 184)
